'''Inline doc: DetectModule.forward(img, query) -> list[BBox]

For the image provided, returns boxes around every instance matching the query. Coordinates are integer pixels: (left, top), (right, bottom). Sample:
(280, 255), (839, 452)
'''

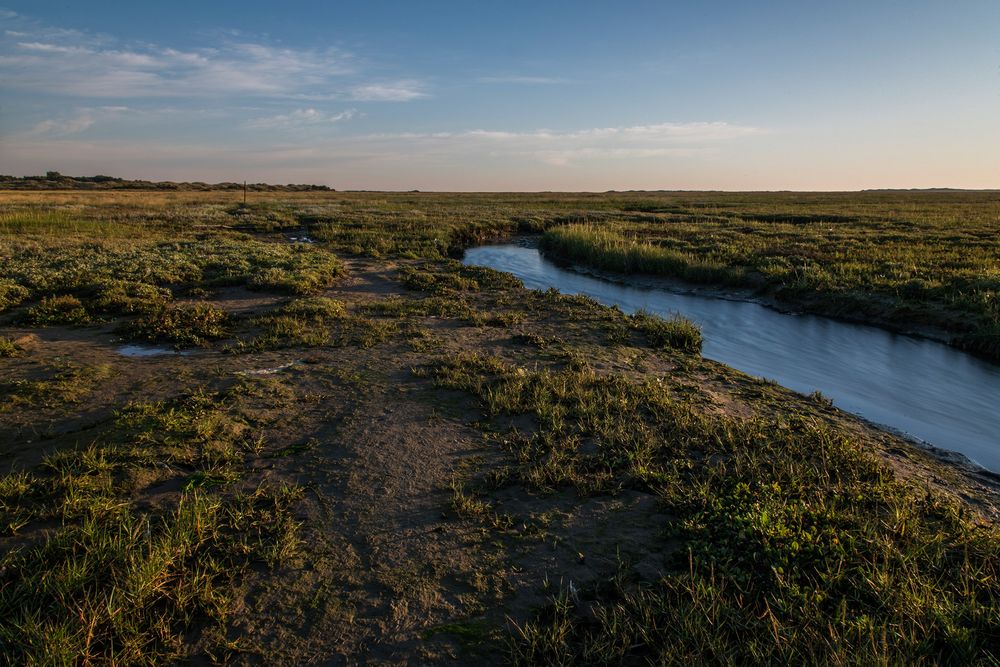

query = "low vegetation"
(539, 196), (1000, 360)
(0, 388), (304, 664)
(0, 188), (998, 664)
(429, 353), (1000, 663)
(120, 303), (233, 347)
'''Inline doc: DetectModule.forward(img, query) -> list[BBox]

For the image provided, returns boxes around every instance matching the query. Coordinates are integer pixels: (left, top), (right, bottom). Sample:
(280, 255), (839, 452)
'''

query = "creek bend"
(462, 243), (1000, 473)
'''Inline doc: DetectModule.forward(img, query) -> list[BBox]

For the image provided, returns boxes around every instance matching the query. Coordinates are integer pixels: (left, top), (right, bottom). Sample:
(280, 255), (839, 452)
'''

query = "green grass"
(121, 303), (233, 347)
(630, 309), (703, 353)
(0, 382), (305, 664)
(0, 280), (29, 313)
(428, 353), (1000, 663)
(0, 362), (113, 410)
(236, 295), (403, 351)
(2, 189), (999, 664)
(0, 209), (149, 238)
(1, 232), (344, 322)
(23, 294), (91, 326)
(0, 336), (19, 357)
(90, 279), (173, 316)
(539, 197), (1000, 360)
(249, 296), (346, 348)
(0, 484), (302, 665)
(8, 189), (994, 360)
(541, 224), (743, 285)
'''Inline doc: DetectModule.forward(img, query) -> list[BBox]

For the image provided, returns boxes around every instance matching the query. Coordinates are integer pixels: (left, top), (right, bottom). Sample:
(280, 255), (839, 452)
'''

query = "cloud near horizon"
(2, 120), (765, 178)
(359, 122), (763, 165)
(245, 108), (359, 130)
(0, 9), (773, 189)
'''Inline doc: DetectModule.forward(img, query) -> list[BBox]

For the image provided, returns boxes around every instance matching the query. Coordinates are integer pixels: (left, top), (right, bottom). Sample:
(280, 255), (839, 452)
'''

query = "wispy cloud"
(0, 118), (767, 189)
(3, 120), (762, 177)
(1, 40), (352, 98)
(19, 106), (137, 137)
(366, 122), (760, 143)
(245, 108), (358, 129)
(477, 75), (570, 85)
(0, 15), (426, 102)
(349, 81), (427, 102)
(16, 41), (80, 54)
(352, 122), (764, 165)
(26, 113), (96, 137)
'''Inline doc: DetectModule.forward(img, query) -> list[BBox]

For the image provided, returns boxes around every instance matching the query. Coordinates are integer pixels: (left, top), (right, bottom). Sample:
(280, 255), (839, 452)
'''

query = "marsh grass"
(246, 296), (347, 348)
(0, 280), (30, 313)
(390, 262), (532, 328)
(3, 189), (1000, 663)
(0, 362), (112, 410)
(234, 296), (402, 351)
(0, 484), (302, 665)
(121, 303), (233, 347)
(90, 279), (173, 316)
(9, 189), (992, 355)
(0, 336), (19, 357)
(226, 202), (298, 232)
(429, 353), (1000, 664)
(0, 209), (149, 238)
(630, 310), (703, 353)
(0, 384), (305, 664)
(23, 294), (91, 326)
(539, 199), (1000, 360)
(541, 224), (744, 285)
(1, 231), (344, 325)
(398, 262), (524, 295)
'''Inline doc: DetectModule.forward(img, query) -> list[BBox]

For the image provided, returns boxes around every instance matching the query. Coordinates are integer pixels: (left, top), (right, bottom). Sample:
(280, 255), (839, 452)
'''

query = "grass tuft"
(630, 309), (703, 353)
(429, 353), (1000, 663)
(120, 303), (232, 347)
(23, 294), (91, 326)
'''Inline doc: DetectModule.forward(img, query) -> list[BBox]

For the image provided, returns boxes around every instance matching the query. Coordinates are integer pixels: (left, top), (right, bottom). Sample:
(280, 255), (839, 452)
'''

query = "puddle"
(117, 344), (190, 357)
(236, 360), (300, 376)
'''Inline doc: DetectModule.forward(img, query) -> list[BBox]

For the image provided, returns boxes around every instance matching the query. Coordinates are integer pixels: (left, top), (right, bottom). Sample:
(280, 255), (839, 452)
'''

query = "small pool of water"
(117, 344), (189, 357)
(463, 244), (1000, 472)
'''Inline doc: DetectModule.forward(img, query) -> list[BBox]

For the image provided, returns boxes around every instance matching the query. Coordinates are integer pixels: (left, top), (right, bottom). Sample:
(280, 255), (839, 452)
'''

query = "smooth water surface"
(117, 344), (181, 357)
(463, 244), (1000, 471)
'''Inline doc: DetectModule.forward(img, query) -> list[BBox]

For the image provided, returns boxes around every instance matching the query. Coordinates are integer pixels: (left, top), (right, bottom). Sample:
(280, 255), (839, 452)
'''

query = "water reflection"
(463, 244), (1000, 471)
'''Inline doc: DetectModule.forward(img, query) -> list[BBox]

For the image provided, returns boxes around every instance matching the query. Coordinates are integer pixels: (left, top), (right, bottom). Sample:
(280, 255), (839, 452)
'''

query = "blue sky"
(1, 1), (997, 190)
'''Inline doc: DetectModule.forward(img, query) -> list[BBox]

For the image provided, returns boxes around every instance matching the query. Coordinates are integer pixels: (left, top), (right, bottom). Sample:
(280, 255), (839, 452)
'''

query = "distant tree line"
(0, 172), (334, 191)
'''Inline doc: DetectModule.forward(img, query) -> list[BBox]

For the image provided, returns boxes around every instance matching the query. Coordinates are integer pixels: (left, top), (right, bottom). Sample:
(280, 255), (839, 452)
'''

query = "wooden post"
(243, 180), (247, 205)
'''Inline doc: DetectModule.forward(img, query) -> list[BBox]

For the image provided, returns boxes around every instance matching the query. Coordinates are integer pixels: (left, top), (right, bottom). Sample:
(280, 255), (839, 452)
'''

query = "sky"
(0, 1), (998, 190)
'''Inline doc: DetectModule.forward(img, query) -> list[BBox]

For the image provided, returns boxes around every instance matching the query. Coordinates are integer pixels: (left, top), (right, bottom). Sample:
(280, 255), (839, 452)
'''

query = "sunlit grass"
(0, 387), (304, 664)
(541, 209), (1000, 359)
(0, 209), (151, 238)
(1, 188), (999, 663)
(430, 353), (1000, 664)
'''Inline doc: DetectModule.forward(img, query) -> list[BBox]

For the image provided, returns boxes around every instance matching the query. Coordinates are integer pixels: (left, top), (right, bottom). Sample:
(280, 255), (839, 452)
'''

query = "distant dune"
(0, 172), (333, 192)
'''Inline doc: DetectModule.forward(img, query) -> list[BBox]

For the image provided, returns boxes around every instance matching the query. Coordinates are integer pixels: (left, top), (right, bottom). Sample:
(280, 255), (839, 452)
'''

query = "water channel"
(463, 243), (1000, 472)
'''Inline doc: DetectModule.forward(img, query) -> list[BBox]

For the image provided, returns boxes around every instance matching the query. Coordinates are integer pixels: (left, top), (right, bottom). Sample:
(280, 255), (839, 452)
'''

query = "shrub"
(0, 280), (30, 312)
(89, 280), (172, 315)
(121, 304), (232, 347)
(631, 310), (703, 353)
(278, 296), (347, 321)
(0, 336), (20, 357)
(24, 295), (90, 326)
